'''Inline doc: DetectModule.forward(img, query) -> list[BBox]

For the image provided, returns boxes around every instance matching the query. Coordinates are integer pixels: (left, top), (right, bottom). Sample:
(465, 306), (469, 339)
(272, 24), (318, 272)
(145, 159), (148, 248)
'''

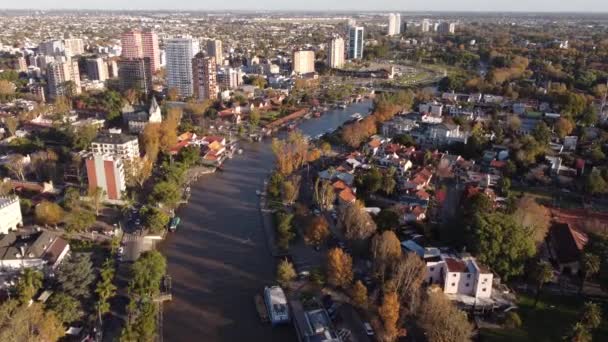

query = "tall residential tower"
(165, 36), (199, 98)
(327, 37), (345, 69)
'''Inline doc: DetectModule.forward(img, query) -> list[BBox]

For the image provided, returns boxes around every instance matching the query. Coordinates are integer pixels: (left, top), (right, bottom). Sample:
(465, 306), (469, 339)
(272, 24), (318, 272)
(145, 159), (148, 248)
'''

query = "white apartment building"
(388, 13), (401, 36)
(0, 196), (23, 235)
(165, 36), (199, 97)
(402, 241), (494, 299)
(217, 67), (243, 89)
(292, 50), (315, 75)
(46, 59), (81, 100)
(327, 37), (345, 69)
(85, 154), (127, 201)
(91, 133), (140, 160)
(348, 26), (364, 60)
(63, 38), (85, 58)
(421, 19), (431, 33)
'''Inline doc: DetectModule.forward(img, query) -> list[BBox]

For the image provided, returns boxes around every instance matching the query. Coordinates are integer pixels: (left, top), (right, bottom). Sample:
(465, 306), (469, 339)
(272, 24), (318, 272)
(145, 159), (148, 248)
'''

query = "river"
(159, 100), (373, 342)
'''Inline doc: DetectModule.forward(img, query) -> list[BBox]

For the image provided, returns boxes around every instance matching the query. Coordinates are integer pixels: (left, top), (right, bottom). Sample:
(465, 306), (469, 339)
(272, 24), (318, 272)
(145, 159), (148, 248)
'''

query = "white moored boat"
(264, 286), (289, 326)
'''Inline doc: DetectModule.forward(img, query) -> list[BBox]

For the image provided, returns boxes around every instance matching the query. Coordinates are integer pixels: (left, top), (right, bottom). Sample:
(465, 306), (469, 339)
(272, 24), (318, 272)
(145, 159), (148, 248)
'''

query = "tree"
(531, 260), (554, 307)
(5, 116), (18, 137)
(268, 172), (284, 198)
(370, 231), (402, 284)
(586, 169), (608, 195)
(35, 200), (65, 226)
(0, 301), (65, 342)
(470, 212), (536, 280)
(275, 211), (296, 251)
(125, 157), (154, 189)
(16, 268), (43, 304)
(96, 259), (117, 319)
(55, 253), (96, 300)
(142, 123), (161, 162)
(46, 292), (83, 324)
(314, 179), (336, 211)
(149, 181), (181, 208)
(418, 292), (473, 342)
(555, 117), (575, 138)
(167, 87), (180, 101)
(511, 195), (551, 244)
(159, 108), (181, 153)
(390, 253), (427, 311)
(140, 206), (170, 234)
(281, 177), (300, 205)
(566, 322), (592, 342)
(504, 311), (522, 328)
(0, 80), (15, 99)
(326, 247), (353, 288)
(579, 302), (602, 330)
(72, 124), (98, 150)
(177, 145), (201, 167)
(532, 121), (551, 145)
(358, 167), (383, 194)
(88, 186), (105, 216)
(378, 291), (400, 340)
(374, 209), (400, 232)
(249, 109), (260, 127)
(276, 258), (296, 287)
(304, 216), (330, 246)
(381, 167), (397, 195)
(342, 201), (377, 241)
(129, 250), (167, 298)
(65, 207), (96, 232)
(350, 280), (368, 308)
(5, 154), (27, 180)
(580, 253), (600, 294)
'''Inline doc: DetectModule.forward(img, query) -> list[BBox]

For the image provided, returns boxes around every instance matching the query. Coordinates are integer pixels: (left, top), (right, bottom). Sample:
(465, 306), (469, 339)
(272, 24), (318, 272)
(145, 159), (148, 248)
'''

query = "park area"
(481, 293), (608, 342)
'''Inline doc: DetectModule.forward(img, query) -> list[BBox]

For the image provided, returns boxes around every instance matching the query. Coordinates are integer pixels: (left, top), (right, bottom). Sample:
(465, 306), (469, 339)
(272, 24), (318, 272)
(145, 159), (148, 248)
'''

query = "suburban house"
(547, 223), (589, 275)
(0, 231), (70, 271)
(0, 196), (23, 235)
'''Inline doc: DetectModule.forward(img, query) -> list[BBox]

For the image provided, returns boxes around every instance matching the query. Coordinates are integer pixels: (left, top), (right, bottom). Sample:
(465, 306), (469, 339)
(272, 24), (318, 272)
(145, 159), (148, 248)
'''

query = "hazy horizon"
(1, 0), (608, 13)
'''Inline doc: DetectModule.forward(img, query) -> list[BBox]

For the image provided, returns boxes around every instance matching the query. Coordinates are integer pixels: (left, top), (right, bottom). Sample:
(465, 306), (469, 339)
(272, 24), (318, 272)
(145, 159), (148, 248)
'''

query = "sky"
(2, 0), (608, 13)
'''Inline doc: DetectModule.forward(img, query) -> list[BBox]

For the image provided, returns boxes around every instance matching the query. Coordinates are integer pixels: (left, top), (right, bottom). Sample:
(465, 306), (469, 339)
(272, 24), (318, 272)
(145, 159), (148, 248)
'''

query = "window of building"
(466, 283), (469, 287)
(467, 274), (471, 278)
(451, 283), (455, 287)
(482, 288), (486, 292)
(453, 274), (457, 277)
(430, 267), (434, 271)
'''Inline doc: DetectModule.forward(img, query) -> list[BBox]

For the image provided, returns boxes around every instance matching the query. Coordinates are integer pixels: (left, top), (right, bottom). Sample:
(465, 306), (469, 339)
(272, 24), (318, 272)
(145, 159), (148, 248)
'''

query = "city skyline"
(2, 0), (608, 13)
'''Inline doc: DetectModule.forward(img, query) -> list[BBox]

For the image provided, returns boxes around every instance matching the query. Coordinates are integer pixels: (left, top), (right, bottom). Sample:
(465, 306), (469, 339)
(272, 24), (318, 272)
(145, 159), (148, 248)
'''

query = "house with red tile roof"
(547, 223), (589, 275)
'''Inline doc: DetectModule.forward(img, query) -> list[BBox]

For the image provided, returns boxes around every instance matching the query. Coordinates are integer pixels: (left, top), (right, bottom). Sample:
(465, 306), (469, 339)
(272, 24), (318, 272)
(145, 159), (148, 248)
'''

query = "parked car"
(363, 322), (374, 336)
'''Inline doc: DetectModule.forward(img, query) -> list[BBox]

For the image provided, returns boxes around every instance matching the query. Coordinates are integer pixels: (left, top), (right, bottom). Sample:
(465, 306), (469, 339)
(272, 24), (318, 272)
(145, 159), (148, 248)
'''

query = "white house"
(0, 231), (70, 271)
(0, 196), (23, 235)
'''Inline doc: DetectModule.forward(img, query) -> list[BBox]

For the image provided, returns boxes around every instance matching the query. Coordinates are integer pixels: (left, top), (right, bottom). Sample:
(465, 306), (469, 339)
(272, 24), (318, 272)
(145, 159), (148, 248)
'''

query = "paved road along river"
(159, 101), (373, 342)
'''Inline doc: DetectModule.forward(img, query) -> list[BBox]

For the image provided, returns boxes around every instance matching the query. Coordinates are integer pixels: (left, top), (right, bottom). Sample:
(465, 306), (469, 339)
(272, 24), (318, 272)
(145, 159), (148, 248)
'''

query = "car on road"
(363, 322), (374, 336)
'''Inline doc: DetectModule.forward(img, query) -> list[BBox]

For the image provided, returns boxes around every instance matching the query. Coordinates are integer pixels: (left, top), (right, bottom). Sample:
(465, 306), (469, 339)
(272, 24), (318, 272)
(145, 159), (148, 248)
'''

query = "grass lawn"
(481, 293), (608, 342)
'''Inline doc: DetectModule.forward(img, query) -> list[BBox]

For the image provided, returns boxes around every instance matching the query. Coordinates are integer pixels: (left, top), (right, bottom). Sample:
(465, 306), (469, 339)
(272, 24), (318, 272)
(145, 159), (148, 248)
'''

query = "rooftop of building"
(92, 133), (138, 145)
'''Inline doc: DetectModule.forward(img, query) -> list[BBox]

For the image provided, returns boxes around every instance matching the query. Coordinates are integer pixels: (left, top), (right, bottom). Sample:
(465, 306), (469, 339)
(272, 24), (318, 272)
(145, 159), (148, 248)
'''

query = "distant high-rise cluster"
(120, 29), (160, 72)
(387, 13), (401, 36)
(420, 19), (456, 34)
(348, 25), (364, 60)
(327, 37), (345, 69)
(165, 36), (199, 97)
